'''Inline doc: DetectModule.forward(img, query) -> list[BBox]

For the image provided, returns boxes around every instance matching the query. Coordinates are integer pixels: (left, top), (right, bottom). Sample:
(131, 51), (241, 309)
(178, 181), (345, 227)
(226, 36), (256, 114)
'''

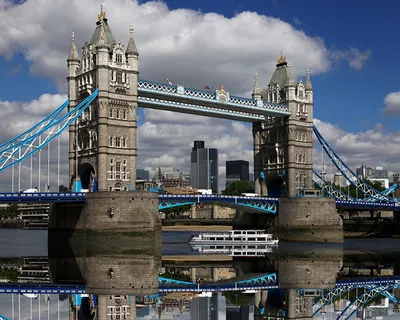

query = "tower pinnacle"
(98, 4), (106, 22)
(68, 31), (79, 61)
(252, 72), (261, 98)
(126, 24), (138, 55)
(305, 67), (313, 90)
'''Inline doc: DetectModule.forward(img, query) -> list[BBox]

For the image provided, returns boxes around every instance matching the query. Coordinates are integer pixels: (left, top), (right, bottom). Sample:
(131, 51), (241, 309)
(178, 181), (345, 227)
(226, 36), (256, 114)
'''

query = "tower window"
(115, 54), (123, 64)
(116, 72), (122, 83)
(115, 136), (121, 147)
(123, 110), (128, 120)
(109, 108), (113, 118)
(109, 136), (113, 147)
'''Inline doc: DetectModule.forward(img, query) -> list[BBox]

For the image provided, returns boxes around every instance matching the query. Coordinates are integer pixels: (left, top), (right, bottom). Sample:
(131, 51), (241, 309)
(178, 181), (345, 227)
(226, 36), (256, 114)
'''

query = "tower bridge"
(0, 5), (398, 240)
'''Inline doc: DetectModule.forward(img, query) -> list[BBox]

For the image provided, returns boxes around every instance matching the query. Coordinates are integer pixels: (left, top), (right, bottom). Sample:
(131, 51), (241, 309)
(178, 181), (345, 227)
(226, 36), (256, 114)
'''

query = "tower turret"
(67, 32), (81, 190)
(68, 5), (139, 192)
(305, 67), (313, 103)
(285, 63), (296, 101)
(252, 72), (262, 100)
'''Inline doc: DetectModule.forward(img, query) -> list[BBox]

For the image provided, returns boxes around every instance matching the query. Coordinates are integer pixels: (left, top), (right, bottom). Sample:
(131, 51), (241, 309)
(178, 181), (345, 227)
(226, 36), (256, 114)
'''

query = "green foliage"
(161, 204), (192, 216)
(222, 181), (252, 196)
(0, 204), (19, 219)
(0, 268), (18, 282)
(223, 291), (250, 306)
(160, 272), (191, 282)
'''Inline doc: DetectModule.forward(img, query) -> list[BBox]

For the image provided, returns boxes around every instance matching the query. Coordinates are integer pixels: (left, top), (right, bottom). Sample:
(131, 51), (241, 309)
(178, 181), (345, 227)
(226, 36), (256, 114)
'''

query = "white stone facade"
(67, 9), (139, 192)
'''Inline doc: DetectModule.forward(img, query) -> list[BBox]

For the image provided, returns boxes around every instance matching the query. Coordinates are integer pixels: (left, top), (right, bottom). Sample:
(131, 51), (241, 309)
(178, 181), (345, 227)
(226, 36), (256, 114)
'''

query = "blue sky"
(1, 0), (400, 190)
(1, 0), (399, 132)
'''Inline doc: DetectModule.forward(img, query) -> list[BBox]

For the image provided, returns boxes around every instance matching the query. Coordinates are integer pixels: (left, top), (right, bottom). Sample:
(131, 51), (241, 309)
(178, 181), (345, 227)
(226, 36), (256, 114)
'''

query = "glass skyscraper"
(190, 141), (218, 193)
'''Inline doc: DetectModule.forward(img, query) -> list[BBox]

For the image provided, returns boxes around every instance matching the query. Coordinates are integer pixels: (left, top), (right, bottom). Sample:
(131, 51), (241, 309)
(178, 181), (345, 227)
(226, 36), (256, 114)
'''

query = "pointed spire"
(285, 63), (295, 87)
(98, 4), (106, 22)
(305, 67), (313, 90)
(126, 24), (138, 55)
(252, 72), (261, 96)
(68, 32), (80, 61)
(96, 21), (108, 47)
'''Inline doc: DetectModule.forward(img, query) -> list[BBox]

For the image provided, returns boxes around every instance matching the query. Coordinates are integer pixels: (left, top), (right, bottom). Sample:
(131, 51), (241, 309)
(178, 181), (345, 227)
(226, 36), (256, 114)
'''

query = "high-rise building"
(136, 169), (150, 180)
(356, 165), (389, 188)
(226, 160), (249, 187)
(190, 141), (218, 193)
(333, 172), (344, 188)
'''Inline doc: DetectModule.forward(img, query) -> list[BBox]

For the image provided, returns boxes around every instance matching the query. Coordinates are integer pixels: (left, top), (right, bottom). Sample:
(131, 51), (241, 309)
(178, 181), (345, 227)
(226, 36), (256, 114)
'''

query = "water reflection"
(0, 230), (398, 318)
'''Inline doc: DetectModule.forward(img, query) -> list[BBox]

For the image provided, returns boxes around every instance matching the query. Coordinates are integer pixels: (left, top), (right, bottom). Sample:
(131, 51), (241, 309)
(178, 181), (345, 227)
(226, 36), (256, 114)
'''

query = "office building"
(356, 165), (389, 188)
(333, 172), (345, 188)
(190, 141), (218, 193)
(136, 168), (150, 180)
(152, 167), (190, 188)
(226, 160), (250, 187)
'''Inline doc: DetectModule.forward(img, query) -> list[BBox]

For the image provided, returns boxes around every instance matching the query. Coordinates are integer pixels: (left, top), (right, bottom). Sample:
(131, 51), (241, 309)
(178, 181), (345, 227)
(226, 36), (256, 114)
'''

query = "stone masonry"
(67, 7), (139, 192)
(252, 56), (314, 197)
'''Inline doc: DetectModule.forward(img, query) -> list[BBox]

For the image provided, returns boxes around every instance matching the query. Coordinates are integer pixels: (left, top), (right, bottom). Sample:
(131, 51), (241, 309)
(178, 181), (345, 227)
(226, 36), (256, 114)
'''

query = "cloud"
(0, 0), (369, 94)
(382, 91), (400, 116)
(293, 17), (301, 25)
(0, 0), (377, 192)
(330, 47), (372, 70)
(313, 118), (400, 181)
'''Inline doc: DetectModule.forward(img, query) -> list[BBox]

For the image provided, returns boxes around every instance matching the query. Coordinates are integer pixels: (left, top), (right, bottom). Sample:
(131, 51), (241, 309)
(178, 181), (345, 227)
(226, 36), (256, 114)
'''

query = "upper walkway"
(0, 275), (398, 294)
(0, 192), (398, 214)
(137, 79), (291, 121)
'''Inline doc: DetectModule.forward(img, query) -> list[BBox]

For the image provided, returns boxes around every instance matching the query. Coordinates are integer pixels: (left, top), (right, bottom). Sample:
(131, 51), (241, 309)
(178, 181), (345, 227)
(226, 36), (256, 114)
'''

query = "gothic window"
(116, 109), (120, 119)
(121, 137), (127, 148)
(123, 110), (128, 120)
(115, 53), (123, 64)
(297, 104), (301, 113)
(116, 72), (122, 83)
(109, 108), (113, 118)
(123, 159), (127, 165)
(115, 136), (121, 147)
(301, 133), (305, 142)
(299, 90), (304, 98)
(109, 136), (113, 147)
(115, 160), (121, 180)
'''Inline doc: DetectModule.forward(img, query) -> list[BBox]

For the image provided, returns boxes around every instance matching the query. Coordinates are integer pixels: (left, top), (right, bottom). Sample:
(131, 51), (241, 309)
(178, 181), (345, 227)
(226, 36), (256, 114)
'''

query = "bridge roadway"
(0, 192), (398, 213)
(0, 276), (399, 294)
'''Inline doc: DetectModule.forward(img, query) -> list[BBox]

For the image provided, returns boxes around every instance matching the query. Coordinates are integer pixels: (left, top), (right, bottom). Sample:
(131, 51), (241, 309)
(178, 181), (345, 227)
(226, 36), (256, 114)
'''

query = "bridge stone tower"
(252, 55), (313, 197)
(67, 5), (139, 192)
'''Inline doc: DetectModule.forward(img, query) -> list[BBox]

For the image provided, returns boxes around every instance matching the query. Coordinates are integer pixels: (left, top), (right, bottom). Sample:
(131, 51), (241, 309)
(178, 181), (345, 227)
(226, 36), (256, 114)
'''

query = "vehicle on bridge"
(189, 230), (279, 245)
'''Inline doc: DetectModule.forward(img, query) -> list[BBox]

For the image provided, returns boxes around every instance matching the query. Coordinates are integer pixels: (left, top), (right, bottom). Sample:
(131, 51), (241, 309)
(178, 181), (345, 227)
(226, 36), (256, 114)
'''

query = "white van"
(23, 188), (38, 193)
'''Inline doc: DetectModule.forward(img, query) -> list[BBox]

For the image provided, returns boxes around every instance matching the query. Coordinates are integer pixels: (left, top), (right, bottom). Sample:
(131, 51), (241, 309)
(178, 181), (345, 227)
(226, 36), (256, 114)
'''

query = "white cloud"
(0, 0), (370, 93)
(382, 91), (400, 116)
(330, 47), (372, 70)
(0, 0), (377, 192)
(313, 118), (400, 182)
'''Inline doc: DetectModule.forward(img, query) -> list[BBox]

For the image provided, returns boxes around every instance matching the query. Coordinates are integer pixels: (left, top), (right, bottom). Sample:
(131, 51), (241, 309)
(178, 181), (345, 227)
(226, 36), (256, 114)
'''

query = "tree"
(0, 204), (19, 219)
(161, 204), (192, 217)
(223, 291), (250, 306)
(222, 181), (252, 196)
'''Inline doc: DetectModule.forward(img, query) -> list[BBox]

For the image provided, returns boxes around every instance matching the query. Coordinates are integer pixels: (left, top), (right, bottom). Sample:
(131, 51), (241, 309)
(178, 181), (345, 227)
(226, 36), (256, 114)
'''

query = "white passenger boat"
(190, 243), (277, 257)
(189, 230), (279, 245)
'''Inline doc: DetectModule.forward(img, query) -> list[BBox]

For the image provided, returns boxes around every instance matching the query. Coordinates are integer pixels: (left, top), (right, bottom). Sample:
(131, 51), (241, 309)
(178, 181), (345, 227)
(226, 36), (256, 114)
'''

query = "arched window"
(109, 108), (113, 118)
(116, 109), (120, 119)
(108, 136), (113, 147)
(115, 136), (121, 147)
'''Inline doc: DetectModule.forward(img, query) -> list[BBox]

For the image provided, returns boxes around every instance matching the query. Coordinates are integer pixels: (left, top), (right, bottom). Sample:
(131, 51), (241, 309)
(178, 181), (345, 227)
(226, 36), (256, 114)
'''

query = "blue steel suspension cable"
(313, 124), (394, 202)
(0, 93), (94, 157)
(0, 90), (98, 172)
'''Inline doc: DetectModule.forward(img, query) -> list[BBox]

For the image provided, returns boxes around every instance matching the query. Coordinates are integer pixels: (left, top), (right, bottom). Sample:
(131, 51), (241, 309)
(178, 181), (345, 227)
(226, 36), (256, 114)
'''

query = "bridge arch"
(78, 162), (96, 190)
(266, 176), (286, 197)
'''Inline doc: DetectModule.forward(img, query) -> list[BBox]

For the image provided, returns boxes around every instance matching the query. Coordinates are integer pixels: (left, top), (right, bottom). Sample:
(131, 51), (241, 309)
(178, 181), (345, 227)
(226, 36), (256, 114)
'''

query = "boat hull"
(189, 240), (279, 246)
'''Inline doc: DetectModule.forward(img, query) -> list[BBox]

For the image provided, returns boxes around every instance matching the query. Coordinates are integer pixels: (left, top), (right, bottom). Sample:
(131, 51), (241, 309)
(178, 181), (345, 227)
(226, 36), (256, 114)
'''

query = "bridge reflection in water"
(0, 232), (398, 319)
